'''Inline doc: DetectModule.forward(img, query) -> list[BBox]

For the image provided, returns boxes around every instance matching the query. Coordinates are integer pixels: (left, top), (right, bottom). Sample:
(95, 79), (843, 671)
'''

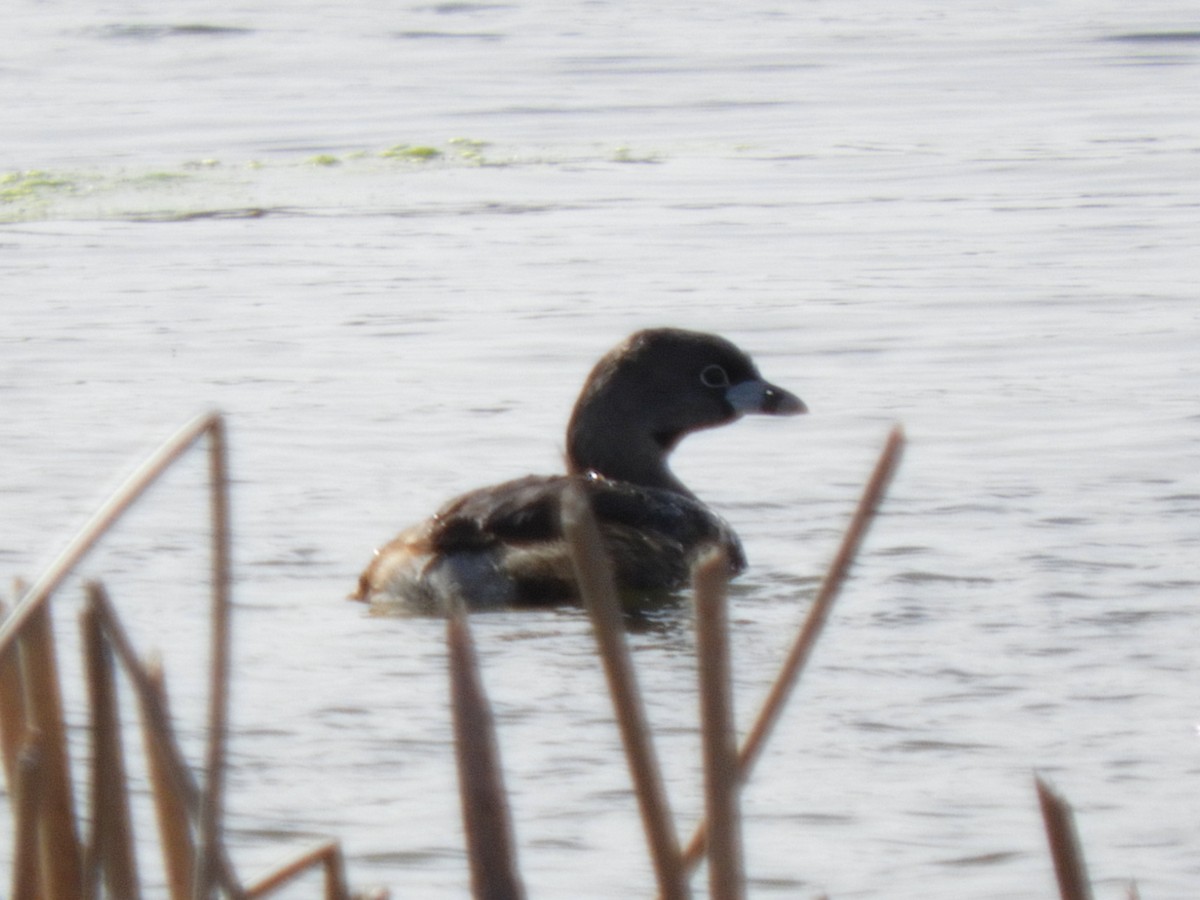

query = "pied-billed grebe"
(353, 328), (805, 611)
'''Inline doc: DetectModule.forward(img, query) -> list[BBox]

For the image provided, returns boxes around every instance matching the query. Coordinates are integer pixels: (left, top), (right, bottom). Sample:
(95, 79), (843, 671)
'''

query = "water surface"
(2, 1), (1198, 896)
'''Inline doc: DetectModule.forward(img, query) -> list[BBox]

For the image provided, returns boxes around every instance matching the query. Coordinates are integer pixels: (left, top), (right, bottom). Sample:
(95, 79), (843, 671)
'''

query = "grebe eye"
(700, 364), (730, 388)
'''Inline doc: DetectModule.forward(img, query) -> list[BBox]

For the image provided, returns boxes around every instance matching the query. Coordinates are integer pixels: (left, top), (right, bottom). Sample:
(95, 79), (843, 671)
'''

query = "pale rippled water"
(2, 0), (1199, 897)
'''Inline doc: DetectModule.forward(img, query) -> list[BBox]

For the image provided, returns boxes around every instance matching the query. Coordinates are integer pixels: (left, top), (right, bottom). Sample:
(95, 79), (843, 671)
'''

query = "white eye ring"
(700, 364), (730, 389)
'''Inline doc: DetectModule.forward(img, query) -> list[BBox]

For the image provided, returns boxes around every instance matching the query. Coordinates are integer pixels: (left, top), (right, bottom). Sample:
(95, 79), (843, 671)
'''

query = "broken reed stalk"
(143, 659), (198, 900)
(0, 411), (224, 663)
(692, 549), (744, 900)
(0, 599), (29, 789)
(1035, 776), (1095, 900)
(12, 742), (43, 900)
(683, 424), (906, 871)
(243, 840), (350, 899)
(196, 413), (234, 900)
(82, 585), (141, 899)
(16, 600), (83, 900)
(446, 611), (526, 900)
(561, 485), (690, 900)
(90, 590), (202, 811)
(90, 585), (243, 896)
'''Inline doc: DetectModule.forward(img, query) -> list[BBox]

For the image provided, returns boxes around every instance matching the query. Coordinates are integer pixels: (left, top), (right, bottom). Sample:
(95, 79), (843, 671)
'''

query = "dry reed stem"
(446, 612), (526, 900)
(683, 425), (906, 871)
(323, 843), (350, 900)
(0, 597), (30, 789)
(243, 840), (351, 899)
(143, 659), (197, 900)
(1035, 776), (1095, 900)
(12, 741), (43, 900)
(17, 600), (83, 899)
(692, 549), (744, 900)
(82, 584), (141, 899)
(561, 485), (690, 900)
(197, 414), (234, 900)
